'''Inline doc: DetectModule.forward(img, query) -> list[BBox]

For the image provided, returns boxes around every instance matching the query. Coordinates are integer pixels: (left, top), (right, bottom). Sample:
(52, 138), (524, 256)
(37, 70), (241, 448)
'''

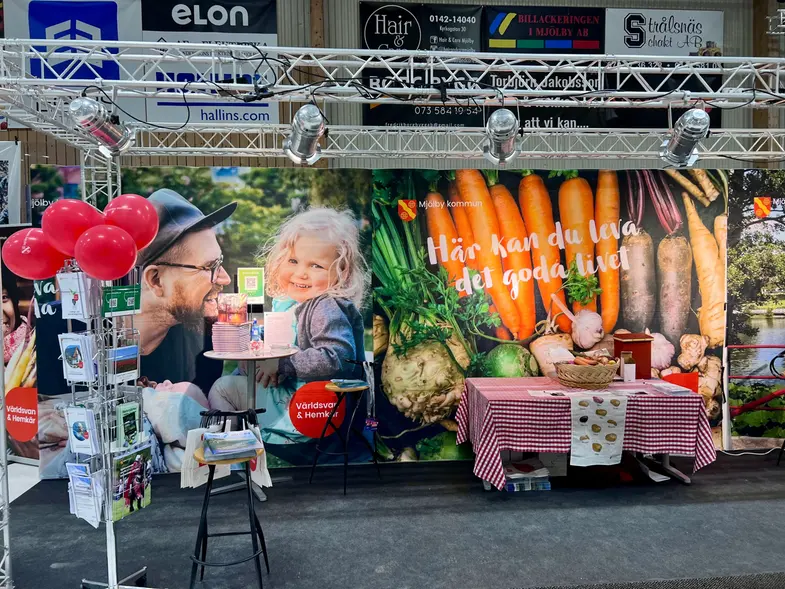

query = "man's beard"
(168, 283), (220, 334)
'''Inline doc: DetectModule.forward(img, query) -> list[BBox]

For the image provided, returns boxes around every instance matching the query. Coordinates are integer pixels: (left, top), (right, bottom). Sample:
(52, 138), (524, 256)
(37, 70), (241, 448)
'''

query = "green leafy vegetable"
(548, 170), (579, 180)
(563, 261), (602, 306)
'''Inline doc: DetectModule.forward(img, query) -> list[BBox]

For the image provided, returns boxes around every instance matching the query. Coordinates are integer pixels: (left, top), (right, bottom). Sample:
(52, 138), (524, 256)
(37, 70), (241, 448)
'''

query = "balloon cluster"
(2, 195), (158, 281)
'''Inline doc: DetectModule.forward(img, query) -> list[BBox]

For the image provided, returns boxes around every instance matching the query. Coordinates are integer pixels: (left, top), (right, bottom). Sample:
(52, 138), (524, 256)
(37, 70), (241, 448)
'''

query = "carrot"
(448, 182), (478, 271)
(688, 169), (719, 202)
(518, 173), (571, 334)
(558, 176), (597, 314)
(489, 182), (537, 339)
(657, 235), (692, 348)
(664, 169), (709, 206)
(620, 231), (656, 332)
(682, 193), (724, 347)
(594, 170), (620, 333)
(425, 191), (465, 294)
(455, 169), (521, 338)
(489, 304), (513, 340)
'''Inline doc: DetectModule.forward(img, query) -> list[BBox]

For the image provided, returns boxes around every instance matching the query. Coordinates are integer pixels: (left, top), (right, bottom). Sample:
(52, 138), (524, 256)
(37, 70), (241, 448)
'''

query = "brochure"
(203, 430), (264, 462)
(66, 462), (103, 529)
(180, 426), (231, 489)
(112, 443), (152, 521)
(57, 271), (100, 321)
(58, 333), (97, 383)
(65, 406), (100, 456)
(107, 345), (140, 384)
(115, 401), (141, 449)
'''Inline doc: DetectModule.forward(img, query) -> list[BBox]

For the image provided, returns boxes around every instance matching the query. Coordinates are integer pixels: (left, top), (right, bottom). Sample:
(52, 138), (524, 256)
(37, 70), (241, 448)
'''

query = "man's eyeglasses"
(155, 255), (225, 283)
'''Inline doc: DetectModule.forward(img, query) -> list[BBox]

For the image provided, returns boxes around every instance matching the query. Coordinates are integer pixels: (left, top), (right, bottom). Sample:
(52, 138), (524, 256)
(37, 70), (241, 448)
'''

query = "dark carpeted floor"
(526, 573), (785, 589)
(10, 453), (785, 589)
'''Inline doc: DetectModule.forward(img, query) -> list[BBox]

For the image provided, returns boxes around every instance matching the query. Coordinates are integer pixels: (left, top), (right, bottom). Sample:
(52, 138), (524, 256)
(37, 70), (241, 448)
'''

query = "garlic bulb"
(647, 329), (675, 370)
(572, 310), (605, 350)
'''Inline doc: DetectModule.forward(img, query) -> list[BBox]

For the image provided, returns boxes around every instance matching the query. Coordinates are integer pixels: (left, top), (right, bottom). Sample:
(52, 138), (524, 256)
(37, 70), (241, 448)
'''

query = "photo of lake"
(730, 316), (785, 378)
(727, 169), (785, 444)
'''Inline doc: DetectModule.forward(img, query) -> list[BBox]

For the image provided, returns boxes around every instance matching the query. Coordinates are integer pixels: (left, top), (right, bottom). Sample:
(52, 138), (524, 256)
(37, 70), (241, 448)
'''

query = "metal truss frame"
(1, 40), (785, 109)
(132, 125), (783, 161)
(769, 8), (785, 35)
(0, 355), (10, 589)
(81, 151), (122, 207)
(0, 40), (783, 163)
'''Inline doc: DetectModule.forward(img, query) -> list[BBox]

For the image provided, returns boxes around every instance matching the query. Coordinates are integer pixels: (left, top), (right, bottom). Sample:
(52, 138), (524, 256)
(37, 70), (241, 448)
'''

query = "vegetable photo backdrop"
(372, 168), (728, 461)
(33, 164), (733, 478)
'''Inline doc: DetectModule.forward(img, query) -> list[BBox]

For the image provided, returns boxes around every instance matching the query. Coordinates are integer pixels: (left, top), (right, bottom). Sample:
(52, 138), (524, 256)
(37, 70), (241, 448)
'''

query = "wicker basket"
(554, 361), (620, 390)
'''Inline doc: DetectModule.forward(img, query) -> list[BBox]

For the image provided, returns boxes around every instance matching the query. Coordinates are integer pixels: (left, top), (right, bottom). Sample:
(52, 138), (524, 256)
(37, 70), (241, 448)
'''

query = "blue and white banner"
(141, 0), (278, 125)
(3, 0), (145, 127)
(4, 0), (278, 127)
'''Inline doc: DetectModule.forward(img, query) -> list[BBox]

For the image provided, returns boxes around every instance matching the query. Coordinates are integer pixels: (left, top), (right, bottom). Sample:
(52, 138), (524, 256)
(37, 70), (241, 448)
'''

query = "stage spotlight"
(283, 104), (326, 165)
(483, 108), (520, 166)
(69, 97), (133, 157)
(660, 108), (710, 167)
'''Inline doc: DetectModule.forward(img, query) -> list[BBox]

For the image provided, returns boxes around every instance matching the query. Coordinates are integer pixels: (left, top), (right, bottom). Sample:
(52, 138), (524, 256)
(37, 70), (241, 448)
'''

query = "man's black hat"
(138, 189), (236, 266)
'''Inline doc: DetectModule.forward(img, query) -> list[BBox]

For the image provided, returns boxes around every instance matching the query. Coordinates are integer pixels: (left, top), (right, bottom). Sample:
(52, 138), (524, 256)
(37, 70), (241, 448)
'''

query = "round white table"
(204, 345), (298, 501)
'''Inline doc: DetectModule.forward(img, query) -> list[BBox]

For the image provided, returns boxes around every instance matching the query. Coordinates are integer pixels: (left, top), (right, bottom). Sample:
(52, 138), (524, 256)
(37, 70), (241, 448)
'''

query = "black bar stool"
(308, 381), (381, 495)
(189, 409), (269, 589)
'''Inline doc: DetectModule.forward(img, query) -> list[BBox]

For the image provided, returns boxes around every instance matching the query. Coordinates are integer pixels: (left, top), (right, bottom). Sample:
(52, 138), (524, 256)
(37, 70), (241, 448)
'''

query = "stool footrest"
(207, 530), (254, 538)
(190, 546), (266, 568)
(313, 448), (350, 457)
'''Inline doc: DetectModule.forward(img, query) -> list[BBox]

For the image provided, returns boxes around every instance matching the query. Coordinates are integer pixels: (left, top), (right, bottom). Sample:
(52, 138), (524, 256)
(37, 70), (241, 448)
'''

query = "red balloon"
(2, 228), (68, 280)
(74, 225), (138, 281)
(104, 194), (159, 250)
(42, 199), (104, 257)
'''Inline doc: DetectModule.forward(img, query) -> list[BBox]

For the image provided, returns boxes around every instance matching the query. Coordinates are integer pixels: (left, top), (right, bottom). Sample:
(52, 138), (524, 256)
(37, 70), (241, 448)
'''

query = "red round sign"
(6, 387), (38, 442)
(288, 382), (344, 439)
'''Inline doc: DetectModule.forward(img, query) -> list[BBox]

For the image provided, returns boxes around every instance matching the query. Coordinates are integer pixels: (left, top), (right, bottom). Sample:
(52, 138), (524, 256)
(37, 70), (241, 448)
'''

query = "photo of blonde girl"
(208, 207), (369, 450)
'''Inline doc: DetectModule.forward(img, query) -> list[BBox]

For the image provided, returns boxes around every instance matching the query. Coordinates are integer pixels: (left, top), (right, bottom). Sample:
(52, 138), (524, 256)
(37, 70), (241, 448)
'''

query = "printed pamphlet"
(115, 401), (141, 449)
(58, 333), (97, 383)
(112, 443), (152, 521)
(65, 406), (100, 456)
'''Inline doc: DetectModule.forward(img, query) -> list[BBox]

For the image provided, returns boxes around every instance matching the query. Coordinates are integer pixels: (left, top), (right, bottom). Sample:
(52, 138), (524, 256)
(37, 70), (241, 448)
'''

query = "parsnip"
(683, 195), (725, 347)
(688, 169), (720, 202)
(665, 170), (709, 206)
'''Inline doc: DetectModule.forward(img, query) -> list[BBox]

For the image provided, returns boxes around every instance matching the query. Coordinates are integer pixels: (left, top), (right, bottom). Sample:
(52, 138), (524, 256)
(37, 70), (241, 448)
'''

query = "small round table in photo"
(204, 345), (298, 501)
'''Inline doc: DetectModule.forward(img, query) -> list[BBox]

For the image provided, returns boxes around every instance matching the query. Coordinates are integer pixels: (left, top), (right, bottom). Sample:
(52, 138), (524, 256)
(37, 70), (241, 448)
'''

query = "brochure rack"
(59, 265), (153, 589)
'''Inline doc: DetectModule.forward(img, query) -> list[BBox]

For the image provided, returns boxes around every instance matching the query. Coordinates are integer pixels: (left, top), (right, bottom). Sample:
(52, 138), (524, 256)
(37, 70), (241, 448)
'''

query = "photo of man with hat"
(137, 188), (236, 390)
(134, 189), (237, 470)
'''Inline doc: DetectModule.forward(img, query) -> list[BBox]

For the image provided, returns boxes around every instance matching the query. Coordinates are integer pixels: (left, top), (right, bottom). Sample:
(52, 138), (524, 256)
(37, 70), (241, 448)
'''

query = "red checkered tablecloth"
(456, 377), (717, 490)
